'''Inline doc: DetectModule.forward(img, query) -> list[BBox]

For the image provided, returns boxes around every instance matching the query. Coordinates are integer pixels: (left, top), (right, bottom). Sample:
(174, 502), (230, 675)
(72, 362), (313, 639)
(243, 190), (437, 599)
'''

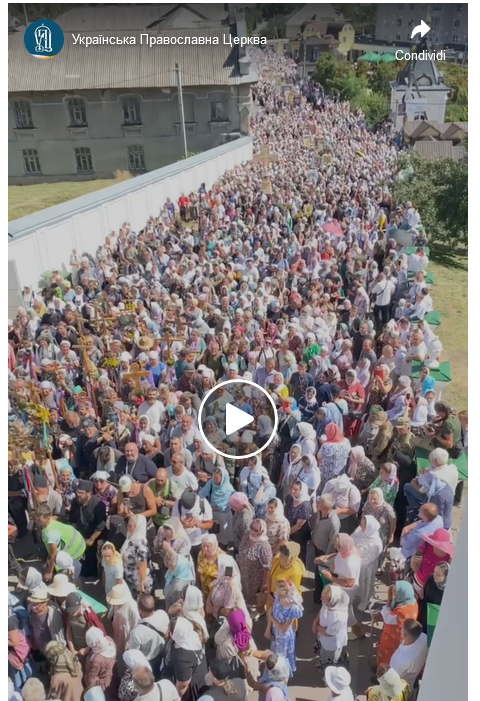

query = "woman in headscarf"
(295, 454), (321, 494)
(244, 652), (290, 701)
(411, 396), (429, 431)
(347, 446), (377, 494)
(197, 534), (221, 600)
(368, 463), (399, 507)
(298, 387), (320, 423)
(265, 498), (290, 556)
(417, 562), (449, 633)
(367, 666), (411, 701)
(169, 585), (209, 644)
(314, 534), (361, 634)
(84, 628), (117, 696)
(266, 579), (303, 678)
(120, 515), (153, 598)
(240, 457), (276, 519)
(368, 365), (393, 411)
(167, 617), (208, 701)
(279, 445), (303, 500)
(313, 406), (334, 439)
(163, 542), (195, 610)
(340, 368), (366, 438)
(8, 608), (34, 690)
(119, 650), (151, 701)
(318, 423), (352, 493)
(238, 519), (273, 617)
(284, 480), (313, 563)
(351, 515), (384, 638)
(100, 542), (124, 598)
(322, 473), (362, 535)
(199, 467), (235, 547)
(106, 583), (139, 656)
(16, 567), (46, 603)
(45, 640), (83, 701)
(206, 554), (248, 624)
(411, 529), (454, 598)
(356, 358), (372, 389)
(387, 376), (412, 424)
(361, 488), (396, 551)
(265, 542), (305, 615)
(376, 582), (419, 668)
(297, 422), (318, 455)
(312, 584), (349, 674)
(229, 492), (254, 553)
(154, 517), (192, 562)
(214, 608), (255, 678)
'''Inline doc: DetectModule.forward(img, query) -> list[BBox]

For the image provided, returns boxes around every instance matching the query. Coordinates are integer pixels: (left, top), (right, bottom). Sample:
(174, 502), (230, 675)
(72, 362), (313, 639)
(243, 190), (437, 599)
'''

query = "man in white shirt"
(128, 595), (169, 675)
(403, 329), (427, 376)
(427, 447), (459, 493)
(372, 273), (396, 331)
(137, 388), (166, 434)
(163, 436), (193, 471)
(132, 665), (180, 701)
(167, 455), (198, 495)
(390, 619), (428, 691)
(172, 490), (213, 563)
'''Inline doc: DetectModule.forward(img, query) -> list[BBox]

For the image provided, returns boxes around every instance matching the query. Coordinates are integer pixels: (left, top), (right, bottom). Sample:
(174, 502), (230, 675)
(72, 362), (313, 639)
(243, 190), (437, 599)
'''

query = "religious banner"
(315, 136), (326, 152)
(303, 204), (314, 218)
(293, 94), (302, 107)
(261, 177), (273, 194)
(282, 84), (293, 95)
(303, 136), (312, 148)
(322, 153), (333, 164)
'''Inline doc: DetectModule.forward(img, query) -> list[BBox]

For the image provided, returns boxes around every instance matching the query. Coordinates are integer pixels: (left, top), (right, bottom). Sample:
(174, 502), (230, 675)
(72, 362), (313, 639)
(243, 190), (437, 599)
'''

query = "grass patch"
(428, 245), (468, 410)
(8, 174), (132, 221)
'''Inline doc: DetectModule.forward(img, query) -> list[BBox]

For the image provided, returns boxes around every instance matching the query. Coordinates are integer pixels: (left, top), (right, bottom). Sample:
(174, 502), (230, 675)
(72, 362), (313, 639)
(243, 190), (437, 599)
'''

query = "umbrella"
(358, 51), (381, 62)
(379, 53), (398, 63)
(322, 222), (344, 237)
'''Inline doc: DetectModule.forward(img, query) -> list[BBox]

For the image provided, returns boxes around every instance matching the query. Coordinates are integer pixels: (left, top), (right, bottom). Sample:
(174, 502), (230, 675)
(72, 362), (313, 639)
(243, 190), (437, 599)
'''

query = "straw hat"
(46, 574), (76, 598)
(106, 583), (132, 606)
(28, 586), (49, 603)
(136, 336), (154, 351)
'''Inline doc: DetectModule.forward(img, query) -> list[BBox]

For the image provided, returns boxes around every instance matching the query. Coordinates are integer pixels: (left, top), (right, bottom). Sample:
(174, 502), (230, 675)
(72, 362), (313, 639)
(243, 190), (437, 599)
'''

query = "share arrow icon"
(411, 20), (430, 40)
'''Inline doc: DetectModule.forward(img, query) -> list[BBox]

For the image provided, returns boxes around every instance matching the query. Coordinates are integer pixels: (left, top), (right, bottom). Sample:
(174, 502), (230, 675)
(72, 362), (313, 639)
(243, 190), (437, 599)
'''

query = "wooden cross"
(26, 381), (44, 406)
(159, 334), (184, 360)
(122, 363), (150, 389)
(261, 177), (273, 195)
(253, 145), (279, 167)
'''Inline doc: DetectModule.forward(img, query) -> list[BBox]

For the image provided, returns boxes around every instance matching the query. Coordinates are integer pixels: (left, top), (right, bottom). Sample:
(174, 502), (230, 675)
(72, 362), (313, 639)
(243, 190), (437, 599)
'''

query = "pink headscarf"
(325, 423), (344, 443)
(337, 533), (354, 558)
(266, 688), (286, 701)
(229, 492), (253, 510)
(227, 609), (251, 651)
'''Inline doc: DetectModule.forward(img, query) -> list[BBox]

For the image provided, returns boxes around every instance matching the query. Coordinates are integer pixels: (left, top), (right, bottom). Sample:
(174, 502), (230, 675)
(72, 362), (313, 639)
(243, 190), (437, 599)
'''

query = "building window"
(22, 148), (41, 175)
(453, 34), (459, 42)
(122, 96), (141, 125)
(177, 94), (196, 124)
(13, 100), (34, 129)
(432, 3), (442, 10)
(312, 47), (320, 61)
(210, 100), (229, 122)
(396, 34), (402, 40)
(408, 19), (414, 27)
(457, 3), (462, 10)
(410, 3), (415, 9)
(127, 145), (146, 172)
(454, 19), (460, 27)
(398, 3), (404, 9)
(397, 18), (403, 26)
(67, 97), (87, 127)
(74, 147), (93, 173)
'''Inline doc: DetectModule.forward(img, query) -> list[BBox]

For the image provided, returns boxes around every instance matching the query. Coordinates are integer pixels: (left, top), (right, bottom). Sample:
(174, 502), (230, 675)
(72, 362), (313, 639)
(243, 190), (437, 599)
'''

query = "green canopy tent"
(379, 53), (398, 62)
(358, 51), (381, 62)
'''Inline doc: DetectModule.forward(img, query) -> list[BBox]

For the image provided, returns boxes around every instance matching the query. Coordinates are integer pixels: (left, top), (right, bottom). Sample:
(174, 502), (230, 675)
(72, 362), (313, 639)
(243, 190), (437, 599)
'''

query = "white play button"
(225, 403), (254, 436)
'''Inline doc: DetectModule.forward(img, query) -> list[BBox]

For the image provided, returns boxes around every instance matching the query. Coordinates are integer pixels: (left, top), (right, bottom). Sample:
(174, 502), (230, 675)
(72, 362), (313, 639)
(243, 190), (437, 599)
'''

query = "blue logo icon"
(24, 18), (64, 59)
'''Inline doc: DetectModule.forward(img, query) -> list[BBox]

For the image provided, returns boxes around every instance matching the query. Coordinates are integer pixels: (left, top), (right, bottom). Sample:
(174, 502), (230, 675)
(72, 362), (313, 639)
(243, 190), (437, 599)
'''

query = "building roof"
(403, 120), (468, 141)
(413, 140), (454, 160)
(441, 122), (468, 140)
(54, 4), (229, 31)
(285, 3), (343, 25)
(8, 27), (248, 92)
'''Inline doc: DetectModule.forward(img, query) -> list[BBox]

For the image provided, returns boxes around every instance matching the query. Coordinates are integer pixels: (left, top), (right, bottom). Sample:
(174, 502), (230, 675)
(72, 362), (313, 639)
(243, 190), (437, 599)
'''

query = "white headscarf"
(266, 497), (287, 522)
(326, 584), (350, 611)
(85, 628), (116, 658)
(122, 649), (152, 670)
(217, 553), (241, 580)
(172, 617), (203, 651)
(292, 480), (310, 504)
(182, 585), (208, 643)
(121, 514), (147, 554)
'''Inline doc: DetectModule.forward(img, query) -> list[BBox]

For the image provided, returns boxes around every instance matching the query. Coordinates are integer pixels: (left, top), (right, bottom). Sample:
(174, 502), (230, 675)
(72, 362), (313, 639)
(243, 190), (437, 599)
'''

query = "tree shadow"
(430, 244), (468, 272)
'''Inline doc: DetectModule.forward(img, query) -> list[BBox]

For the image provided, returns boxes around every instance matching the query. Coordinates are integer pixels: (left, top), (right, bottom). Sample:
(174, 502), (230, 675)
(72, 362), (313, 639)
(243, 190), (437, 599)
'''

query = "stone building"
(8, 4), (257, 183)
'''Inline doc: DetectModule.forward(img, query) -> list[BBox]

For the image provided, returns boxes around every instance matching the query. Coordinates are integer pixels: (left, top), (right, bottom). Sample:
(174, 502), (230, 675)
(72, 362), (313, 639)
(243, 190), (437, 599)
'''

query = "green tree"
(393, 148), (468, 247)
(367, 63), (399, 97)
(313, 53), (340, 89)
(334, 4), (377, 33)
(351, 92), (389, 126)
(442, 64), (468, 102)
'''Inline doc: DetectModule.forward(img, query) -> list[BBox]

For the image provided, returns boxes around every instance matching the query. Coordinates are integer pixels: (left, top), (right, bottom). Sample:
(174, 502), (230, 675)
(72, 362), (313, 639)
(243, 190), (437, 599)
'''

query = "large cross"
(253, 145), (279, 167)
(25, 381), (44, 406)
(159, 334), (184, 360)
(122, 363), (150, 390)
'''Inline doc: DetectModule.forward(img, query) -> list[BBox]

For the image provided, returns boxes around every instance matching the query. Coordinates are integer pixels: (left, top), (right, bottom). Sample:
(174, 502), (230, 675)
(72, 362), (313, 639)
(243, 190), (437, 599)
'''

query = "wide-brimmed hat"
(421, 528), (455, 557)
(137, 336), (154, 351)
(27, 587), (49, 603)
(325, 666), (351, 694)
(106, 583), (132, 606)
(46, 574), (76, 598)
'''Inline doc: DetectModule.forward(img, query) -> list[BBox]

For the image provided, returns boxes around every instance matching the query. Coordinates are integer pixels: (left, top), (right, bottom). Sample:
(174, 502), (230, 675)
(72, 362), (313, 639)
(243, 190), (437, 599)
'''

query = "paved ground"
(10, 501), (465, 700)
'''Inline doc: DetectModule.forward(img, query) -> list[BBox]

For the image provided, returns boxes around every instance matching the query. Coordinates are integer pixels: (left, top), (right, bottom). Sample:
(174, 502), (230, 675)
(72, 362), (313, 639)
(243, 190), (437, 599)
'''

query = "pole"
(175, 63), (188, 159)
(303, 39), (307, 79)
(23, 3), (29, 26)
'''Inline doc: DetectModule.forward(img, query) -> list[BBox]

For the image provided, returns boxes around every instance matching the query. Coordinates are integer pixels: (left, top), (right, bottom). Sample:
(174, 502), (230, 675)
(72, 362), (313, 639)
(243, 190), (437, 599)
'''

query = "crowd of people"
(8, 48), (466, 701)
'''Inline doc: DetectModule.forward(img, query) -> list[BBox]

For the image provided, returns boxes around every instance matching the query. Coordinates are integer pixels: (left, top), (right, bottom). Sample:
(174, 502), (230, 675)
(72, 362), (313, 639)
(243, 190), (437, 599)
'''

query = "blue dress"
(270, 598), (303, 677)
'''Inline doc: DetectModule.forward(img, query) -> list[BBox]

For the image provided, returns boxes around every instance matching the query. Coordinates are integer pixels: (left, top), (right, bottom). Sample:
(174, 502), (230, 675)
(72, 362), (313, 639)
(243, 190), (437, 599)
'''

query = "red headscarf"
(325, 423), (344, 443)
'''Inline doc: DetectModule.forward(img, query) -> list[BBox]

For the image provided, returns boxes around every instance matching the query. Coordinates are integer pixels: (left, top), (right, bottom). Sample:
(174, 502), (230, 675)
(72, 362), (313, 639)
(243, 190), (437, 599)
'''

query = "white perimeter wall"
(8, 137), (253, 290)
